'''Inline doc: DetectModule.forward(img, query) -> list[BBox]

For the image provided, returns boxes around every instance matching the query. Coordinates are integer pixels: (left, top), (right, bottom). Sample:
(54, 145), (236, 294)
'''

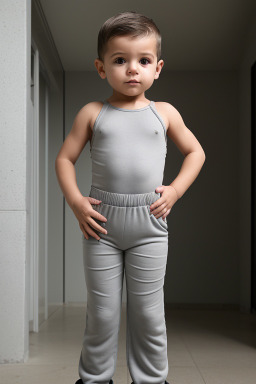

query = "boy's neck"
(107, 92), (150, 108)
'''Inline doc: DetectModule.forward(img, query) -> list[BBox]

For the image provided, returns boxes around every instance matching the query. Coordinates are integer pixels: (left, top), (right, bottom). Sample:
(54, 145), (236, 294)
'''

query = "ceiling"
(39, 0), (255, 71)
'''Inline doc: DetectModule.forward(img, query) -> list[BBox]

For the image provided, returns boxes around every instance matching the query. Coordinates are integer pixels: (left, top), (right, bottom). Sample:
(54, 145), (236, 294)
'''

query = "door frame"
(251, 60), (256, 314)
(30, 38), (50, 332)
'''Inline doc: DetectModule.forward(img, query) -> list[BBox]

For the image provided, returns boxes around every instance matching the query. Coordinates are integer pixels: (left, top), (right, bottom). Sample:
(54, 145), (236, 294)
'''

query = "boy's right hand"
(72, 196), (107, 240)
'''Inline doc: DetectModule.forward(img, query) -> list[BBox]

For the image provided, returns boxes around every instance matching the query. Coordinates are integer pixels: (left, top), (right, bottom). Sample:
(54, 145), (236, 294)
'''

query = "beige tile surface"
(0, 304), (256, 384)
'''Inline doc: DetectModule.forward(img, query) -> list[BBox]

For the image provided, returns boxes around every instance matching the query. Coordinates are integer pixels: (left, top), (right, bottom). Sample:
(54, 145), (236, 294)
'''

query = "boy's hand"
(72, 196), (108, 240)
(150, 185), (179, 220)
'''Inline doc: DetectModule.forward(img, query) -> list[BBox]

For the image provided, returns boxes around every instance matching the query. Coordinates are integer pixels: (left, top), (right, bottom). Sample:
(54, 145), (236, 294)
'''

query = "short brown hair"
(97, 11), (162, 62)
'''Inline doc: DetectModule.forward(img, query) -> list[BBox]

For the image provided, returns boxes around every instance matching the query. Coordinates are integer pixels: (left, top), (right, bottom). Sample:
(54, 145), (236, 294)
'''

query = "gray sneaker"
(75, 380), (114, 384)
(131, 382), (169, 384)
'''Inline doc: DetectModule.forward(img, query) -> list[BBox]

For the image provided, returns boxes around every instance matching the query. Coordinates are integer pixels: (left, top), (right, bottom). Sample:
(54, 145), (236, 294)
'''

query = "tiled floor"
(1, 303), (256, 384)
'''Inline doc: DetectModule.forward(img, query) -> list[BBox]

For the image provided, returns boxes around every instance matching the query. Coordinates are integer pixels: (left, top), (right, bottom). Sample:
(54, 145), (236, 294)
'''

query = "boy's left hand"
(150, 185), (179, 220)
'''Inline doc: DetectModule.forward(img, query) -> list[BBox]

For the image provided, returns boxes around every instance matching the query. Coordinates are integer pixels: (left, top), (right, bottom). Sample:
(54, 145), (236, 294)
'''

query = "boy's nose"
(127, 62), (139, 74)
(127, 68), (138, 75)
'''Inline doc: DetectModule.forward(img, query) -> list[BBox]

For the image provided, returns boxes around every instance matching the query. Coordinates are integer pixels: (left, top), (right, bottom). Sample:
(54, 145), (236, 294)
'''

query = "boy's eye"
(140, 58), (151, 65)
(114, 57), (125, 64)
(113, 57), (151, 65)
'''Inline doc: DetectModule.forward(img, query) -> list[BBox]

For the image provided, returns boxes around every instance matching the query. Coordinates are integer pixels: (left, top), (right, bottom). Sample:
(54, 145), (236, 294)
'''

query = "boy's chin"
(118, 87), (149, 95)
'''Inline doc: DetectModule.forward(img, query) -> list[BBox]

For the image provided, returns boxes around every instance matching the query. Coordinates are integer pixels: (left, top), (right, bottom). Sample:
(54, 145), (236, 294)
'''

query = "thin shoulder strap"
(90, 101), (109, 152)
(150, 101), (168, 155)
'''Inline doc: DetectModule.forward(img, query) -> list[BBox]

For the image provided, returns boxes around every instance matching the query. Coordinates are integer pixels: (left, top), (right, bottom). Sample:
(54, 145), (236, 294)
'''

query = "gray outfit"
(89, 100), (167, 194)
(78, 100), (169, 384)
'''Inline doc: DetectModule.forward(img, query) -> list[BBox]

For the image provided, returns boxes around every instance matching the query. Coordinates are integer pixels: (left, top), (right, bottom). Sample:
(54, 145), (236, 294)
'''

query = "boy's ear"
(94, 58), (107, 79)
(154, 59), (164, 80)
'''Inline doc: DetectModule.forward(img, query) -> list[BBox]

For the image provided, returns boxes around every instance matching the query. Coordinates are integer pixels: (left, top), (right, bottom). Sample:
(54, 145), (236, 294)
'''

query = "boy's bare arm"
(55, 103), (93, 208)
(148, 102), (206, 220)
(163, 102), (206, 199)
(55, 102), (108, 240)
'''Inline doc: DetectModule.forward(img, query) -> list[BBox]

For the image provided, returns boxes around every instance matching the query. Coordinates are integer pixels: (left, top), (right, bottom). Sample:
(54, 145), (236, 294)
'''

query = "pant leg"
(78, 236), (124, 384)
(125, 206), (169, 384)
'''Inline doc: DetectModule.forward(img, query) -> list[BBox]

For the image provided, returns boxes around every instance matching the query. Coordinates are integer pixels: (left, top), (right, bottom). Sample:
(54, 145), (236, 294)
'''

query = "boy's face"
(94, 34), (164, 98)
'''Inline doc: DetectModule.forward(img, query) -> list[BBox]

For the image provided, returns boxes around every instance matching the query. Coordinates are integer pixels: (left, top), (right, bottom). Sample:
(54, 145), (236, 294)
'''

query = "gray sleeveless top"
(89, 100), (168, 194)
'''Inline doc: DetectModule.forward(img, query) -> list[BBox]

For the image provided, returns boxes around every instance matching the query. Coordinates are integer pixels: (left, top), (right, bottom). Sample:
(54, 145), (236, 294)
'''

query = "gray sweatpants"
(78, 186), (169, 384)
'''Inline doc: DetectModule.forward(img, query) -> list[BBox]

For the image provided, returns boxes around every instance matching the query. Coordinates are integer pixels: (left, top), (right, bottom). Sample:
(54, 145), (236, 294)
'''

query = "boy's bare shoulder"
(154, 101), (176, 109)
(154, 101), (184, 134)
(78, 101), (105, 132)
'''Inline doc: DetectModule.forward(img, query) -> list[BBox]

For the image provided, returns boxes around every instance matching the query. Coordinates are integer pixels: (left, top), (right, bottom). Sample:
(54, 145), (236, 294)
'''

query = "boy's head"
(97, 11), (162, 62)
(94, 11), (164, 97)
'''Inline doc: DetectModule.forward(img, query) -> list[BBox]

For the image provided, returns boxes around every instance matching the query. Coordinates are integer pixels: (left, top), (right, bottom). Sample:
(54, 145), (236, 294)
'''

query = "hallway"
(1, 305), (256, 384)
(1, 0), (256, 373)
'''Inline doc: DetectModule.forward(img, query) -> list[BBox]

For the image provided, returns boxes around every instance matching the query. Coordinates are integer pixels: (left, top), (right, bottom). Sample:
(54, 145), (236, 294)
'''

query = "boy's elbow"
(55, 155), (73, 170)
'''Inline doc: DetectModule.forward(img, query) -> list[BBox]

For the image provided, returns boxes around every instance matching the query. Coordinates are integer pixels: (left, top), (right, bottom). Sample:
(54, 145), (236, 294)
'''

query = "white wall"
(32, 0), (64, 308)
(38, 71), (47, 325)
(65, 70), (240, 307)
(0, 0), (31, 363)
(239, 14), (256, 313)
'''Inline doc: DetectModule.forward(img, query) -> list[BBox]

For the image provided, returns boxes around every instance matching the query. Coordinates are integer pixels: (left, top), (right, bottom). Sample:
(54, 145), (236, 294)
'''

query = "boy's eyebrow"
(110, 52), (125, 58)
(140, 53), (155, 58)
(110, 52), (155, 58)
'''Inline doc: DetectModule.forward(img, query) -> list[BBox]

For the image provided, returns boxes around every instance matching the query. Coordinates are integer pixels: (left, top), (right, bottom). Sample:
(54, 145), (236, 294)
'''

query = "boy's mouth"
(126, 80), (140, 83)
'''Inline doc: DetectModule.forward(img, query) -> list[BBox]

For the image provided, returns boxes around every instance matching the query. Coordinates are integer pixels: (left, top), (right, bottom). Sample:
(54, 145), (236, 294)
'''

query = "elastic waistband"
(89, 186), (160, 207)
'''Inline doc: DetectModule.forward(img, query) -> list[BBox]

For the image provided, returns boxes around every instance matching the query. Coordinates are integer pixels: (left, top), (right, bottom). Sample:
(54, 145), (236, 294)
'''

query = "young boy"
(55, 11), (206, 384)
